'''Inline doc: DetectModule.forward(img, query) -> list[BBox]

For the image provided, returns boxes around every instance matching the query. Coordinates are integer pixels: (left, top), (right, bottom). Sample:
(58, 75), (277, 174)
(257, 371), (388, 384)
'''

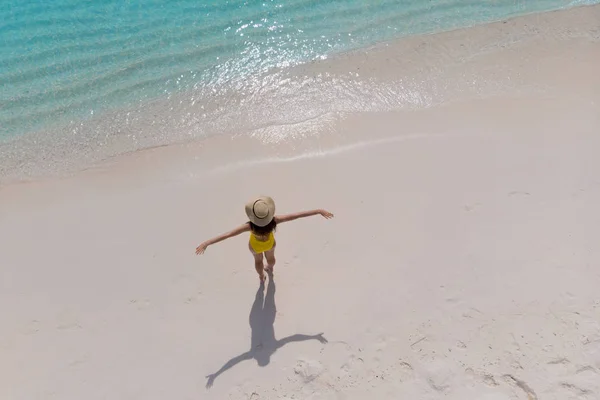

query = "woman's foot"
(264, 264), (274, 274)
(259, 273), (266, 283)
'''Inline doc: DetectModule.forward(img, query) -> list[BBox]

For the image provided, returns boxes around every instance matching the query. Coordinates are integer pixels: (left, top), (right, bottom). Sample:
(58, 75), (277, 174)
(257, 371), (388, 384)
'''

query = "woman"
(195, 196), (334, 282)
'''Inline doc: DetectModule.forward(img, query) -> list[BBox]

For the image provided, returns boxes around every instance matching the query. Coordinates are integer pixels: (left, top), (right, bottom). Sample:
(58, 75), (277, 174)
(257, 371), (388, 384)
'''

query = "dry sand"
(1, 5), (600, 400)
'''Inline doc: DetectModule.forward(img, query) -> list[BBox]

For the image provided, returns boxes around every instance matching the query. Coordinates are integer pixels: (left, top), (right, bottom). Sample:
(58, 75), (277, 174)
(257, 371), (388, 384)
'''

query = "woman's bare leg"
(264, 247), (276, 274)
(250, 245), (266, 282)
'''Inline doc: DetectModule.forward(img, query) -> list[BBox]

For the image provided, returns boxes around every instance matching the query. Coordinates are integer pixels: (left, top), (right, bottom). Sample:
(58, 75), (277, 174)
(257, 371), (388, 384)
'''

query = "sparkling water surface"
(1, 0), (598, 182)
(1, 0), (596, 139)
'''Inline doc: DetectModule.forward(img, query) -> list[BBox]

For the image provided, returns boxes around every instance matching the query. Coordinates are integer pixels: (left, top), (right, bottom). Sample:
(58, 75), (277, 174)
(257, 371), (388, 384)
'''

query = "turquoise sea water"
(1, 0), (596, 139)
(0, 0), (598, 180)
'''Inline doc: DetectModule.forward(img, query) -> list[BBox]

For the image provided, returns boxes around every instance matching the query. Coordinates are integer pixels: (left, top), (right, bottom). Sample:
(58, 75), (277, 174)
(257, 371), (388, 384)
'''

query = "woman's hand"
(195, 242), (208, 255)
(318, 209), (334, 219)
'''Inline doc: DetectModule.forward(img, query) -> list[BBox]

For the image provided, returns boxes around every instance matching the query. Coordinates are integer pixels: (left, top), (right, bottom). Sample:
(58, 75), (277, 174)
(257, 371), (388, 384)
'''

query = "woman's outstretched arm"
(195, 223), (250, 255)
(275, 209), (333, 224)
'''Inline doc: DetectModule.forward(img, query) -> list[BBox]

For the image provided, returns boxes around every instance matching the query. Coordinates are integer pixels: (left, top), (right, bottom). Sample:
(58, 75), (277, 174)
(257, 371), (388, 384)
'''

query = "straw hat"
(245, 196), (276, 227)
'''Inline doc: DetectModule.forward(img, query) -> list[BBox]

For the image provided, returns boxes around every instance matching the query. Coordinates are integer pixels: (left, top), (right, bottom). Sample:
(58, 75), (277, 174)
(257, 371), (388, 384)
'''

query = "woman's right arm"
(195, 223), (250, 255)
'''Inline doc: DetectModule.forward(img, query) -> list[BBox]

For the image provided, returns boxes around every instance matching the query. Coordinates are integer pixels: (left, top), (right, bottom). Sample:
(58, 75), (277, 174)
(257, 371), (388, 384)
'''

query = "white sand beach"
(1, 5), (600, 400)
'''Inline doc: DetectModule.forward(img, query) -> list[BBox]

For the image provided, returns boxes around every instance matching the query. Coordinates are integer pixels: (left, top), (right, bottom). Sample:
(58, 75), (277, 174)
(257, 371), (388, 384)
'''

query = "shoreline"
(2, 4), (599, 186)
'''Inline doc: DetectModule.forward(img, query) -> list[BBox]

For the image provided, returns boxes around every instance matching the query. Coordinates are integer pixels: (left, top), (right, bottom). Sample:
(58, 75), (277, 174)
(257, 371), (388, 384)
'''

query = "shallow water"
(3, 0), (597, 138)
(0, 0), (598, 181)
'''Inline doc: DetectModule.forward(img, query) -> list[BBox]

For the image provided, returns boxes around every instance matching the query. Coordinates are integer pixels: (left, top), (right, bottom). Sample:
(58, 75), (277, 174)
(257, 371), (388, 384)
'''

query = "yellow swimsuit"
(249, 232), (275, 253)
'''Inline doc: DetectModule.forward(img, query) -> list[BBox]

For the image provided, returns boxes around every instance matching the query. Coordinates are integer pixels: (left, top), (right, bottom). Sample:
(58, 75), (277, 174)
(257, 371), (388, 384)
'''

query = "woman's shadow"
(206, 273), (327, 388)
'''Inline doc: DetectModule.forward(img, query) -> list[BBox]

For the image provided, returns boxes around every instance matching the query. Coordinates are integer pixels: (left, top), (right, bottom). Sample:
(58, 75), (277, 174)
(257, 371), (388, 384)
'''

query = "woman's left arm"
(275, 209), (333, 224)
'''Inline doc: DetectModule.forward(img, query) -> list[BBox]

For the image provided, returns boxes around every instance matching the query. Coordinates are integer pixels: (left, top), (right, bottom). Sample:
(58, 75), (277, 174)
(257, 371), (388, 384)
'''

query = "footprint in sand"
(576, 365), (598, 375)
(503, 374), (538, 400)
(465, 368), (499, 388)
(422, 360), (454, 393)
(395, 360), (415, 382)
(558, 382), (594, 398)
(338, 354), (364, 382)
(482, 374), (499, 387)
(294, 359), (324, 383)
(547, 357), (570, 365)
(508, 191), (531, 197)
(546, 357), (573, 375)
